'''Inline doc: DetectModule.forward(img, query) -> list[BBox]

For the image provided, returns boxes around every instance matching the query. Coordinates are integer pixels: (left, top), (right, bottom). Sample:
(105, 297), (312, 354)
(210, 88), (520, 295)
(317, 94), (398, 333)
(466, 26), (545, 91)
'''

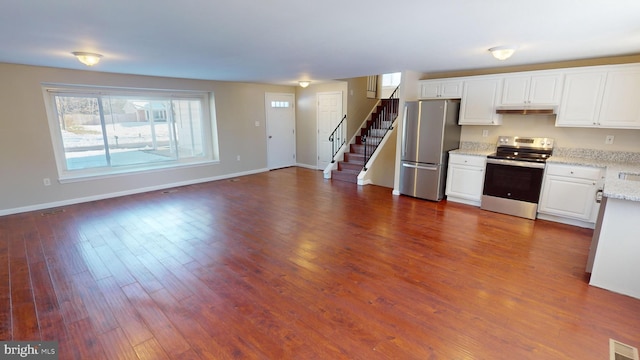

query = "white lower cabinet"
(538, 163), (604, 226)
(445, 154), (486, 206)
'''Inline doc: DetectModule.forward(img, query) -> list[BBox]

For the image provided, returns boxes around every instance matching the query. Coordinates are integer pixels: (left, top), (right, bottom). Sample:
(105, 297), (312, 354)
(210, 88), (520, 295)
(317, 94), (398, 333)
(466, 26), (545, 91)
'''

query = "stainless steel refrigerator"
(399, 99), (461, 201)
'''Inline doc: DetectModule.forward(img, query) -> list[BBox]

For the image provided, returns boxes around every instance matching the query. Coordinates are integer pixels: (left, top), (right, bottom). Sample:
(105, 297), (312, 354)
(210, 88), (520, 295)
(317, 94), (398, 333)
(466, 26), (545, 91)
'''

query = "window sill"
(58, 159), (220, 184)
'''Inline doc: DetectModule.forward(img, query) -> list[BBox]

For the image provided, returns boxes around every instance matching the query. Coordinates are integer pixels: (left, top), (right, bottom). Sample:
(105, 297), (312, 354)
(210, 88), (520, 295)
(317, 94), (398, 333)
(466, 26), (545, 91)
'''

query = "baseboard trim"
(296, 163), (320, 170)
(536, 212), (596, 229)
(0, 168), (269, 217)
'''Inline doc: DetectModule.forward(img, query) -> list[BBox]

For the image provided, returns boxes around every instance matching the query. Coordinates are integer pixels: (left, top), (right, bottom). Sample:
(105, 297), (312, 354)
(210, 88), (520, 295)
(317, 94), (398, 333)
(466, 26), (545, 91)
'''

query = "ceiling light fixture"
(72, 51), (103, 66)
(299, 81), (311, 88)
(488, 46), (517, 61)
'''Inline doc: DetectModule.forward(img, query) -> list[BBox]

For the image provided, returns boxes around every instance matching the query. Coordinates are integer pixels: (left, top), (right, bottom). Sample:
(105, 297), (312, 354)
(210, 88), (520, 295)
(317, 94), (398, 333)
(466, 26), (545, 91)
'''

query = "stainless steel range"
(481, 136), (554, 219)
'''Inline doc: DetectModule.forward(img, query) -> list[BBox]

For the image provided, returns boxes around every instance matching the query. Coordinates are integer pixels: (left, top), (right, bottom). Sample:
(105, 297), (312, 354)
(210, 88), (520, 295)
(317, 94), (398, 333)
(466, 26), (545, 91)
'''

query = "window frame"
(382, 72), (402, 88)
(42, 83), (218, 183)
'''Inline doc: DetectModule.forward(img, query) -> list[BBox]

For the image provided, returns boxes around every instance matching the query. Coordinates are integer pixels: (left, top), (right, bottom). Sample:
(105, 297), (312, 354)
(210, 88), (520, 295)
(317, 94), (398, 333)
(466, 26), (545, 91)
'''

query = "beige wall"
(0, 63), (294, 214)
(295, 81), (348, 168)
(365, 126), (397, 188)
(345, 77), (379, 139)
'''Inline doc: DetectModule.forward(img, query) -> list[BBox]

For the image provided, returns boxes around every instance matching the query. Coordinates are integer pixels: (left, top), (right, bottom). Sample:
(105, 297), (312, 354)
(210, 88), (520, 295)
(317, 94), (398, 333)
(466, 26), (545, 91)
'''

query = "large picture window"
(43, 85), (216, 181)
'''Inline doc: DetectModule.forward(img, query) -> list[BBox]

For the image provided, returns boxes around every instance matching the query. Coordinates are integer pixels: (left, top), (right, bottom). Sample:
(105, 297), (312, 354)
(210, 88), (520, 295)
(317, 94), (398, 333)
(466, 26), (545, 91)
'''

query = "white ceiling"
(2, 0), (640, 85)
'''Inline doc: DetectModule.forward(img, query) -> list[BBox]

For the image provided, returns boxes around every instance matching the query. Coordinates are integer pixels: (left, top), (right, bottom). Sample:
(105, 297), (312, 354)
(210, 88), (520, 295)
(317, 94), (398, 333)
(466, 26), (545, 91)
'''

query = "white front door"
(317, 92), (343, 170)
(265, 93), (296, 170)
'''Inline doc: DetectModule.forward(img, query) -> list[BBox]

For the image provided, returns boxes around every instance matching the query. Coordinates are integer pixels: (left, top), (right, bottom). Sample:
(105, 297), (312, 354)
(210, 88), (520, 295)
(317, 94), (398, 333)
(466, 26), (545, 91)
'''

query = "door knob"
(268, 136), (273, 139)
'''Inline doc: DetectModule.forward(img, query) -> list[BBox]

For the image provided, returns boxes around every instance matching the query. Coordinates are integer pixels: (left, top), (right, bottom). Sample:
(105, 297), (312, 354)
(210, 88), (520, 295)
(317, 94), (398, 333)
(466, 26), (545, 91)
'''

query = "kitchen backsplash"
(457, 141), (640, 164)
(460, 115), (640, 153)
(459, 141), (495, 152)
(553, 148), (640, 163)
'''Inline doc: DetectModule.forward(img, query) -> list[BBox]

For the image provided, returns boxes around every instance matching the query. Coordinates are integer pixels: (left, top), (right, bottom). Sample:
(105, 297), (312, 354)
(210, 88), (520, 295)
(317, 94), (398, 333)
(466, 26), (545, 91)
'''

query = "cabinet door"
(459, 78), (502, 125)
(529, 74), (563, 104)
(598, 68), (640, 128)
(419, 82), (441, 98)
(439, 80), (463, 98)
(556, 71), (606, 127)
(501, 76), (530, 105)
(419, 80), (463, 99)
(445, 163), (485, 203)
(538, 175), (598, 221)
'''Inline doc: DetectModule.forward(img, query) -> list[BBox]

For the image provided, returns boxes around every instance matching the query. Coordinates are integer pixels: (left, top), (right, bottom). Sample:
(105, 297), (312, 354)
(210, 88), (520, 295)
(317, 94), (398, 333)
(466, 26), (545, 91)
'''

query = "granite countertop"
(547, 148), (640, 202)
(450, 148), (494, 157)
(450, 141), (495, 157)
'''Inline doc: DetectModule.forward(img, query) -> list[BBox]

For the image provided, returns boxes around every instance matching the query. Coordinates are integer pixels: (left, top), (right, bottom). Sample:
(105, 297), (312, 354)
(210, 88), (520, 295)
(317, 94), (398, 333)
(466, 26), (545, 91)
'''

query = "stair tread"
(334, 167), (360, 174)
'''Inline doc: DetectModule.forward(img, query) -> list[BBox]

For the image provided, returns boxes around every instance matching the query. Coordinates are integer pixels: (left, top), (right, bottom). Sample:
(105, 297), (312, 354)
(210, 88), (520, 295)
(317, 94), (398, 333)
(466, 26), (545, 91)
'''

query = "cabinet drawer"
(545, 163), (603, 180)
(449, 154), (486, 167)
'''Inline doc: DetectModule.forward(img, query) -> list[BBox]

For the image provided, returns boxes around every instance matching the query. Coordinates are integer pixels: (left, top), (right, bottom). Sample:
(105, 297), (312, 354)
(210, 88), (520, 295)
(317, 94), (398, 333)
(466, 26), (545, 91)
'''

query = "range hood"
(496, 107), (556, 115)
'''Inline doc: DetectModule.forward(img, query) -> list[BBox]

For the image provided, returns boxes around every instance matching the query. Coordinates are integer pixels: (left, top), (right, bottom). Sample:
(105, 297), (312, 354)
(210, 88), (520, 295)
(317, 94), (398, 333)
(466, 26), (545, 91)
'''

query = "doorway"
(265, 93), (296, 170)
(317, 92), (343, 170)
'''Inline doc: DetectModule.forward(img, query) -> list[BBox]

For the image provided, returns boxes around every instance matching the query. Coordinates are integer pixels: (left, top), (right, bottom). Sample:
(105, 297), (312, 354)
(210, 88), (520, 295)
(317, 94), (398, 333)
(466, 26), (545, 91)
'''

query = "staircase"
(331, 97), (399, 183)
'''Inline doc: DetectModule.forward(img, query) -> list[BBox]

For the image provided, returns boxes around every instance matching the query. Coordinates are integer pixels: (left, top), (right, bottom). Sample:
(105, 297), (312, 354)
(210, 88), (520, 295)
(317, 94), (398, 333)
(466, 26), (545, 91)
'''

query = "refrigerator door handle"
(402, 163), (438, 171)
(402, 106), (408, 157)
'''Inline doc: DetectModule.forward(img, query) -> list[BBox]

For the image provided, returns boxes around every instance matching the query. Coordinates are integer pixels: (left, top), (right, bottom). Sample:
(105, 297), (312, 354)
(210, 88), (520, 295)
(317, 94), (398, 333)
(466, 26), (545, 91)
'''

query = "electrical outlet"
(482, 129), (489, 137)
(43, 178), (51, 186)
(605, 135), (615, 145)
(237, 155), (241, 161)
(255, 121), (260, 127)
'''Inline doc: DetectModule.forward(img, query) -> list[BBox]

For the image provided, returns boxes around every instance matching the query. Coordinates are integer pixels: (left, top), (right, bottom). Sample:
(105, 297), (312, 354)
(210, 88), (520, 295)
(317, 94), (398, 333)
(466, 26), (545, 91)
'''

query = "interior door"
(317, 92), (343, 170)
(265, 93), (296, 170)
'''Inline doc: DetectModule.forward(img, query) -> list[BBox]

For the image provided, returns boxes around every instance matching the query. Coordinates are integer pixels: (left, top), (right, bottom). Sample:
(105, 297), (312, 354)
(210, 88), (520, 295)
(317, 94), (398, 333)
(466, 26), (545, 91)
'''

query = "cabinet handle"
(595, 189), (603, 204)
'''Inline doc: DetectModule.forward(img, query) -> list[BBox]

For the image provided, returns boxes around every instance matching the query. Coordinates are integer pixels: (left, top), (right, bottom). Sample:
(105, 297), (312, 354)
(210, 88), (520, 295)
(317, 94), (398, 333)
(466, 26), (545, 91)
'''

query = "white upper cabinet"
(459, 78), (502, 125)
(500, 73), (563, 106)
(557, 64), (640, 129)
(598, 67), (640, 128)
(556, 71), (607, 127)
(418, 79), (463, 99)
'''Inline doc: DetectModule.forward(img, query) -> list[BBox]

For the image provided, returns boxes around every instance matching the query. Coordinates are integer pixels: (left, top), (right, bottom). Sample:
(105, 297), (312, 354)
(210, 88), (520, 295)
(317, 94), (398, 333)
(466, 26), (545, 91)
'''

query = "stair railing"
(362, 85), (400, 170)
(329, 114), (347, 163)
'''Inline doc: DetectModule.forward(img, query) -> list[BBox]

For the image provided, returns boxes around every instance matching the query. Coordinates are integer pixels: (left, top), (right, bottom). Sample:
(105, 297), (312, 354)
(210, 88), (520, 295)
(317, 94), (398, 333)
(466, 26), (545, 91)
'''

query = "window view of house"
(46, 87), (212, 178)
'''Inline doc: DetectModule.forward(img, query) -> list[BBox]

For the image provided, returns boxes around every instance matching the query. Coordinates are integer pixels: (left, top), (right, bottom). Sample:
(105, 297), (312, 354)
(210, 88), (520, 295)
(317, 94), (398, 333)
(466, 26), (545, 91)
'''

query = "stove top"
(488, 136), (554, 163)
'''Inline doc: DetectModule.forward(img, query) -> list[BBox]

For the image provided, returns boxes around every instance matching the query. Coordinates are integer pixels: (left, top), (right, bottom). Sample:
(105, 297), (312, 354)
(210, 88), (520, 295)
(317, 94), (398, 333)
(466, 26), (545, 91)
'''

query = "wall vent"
(161, 189), (178, 194)
(41, 208), (65, 216)
(611, 339), (639, 360)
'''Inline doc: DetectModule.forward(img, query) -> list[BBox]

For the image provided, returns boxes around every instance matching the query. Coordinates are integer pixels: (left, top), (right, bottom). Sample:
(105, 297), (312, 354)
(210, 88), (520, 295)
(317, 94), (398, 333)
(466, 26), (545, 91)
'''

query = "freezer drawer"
(399, 162), (444, 201)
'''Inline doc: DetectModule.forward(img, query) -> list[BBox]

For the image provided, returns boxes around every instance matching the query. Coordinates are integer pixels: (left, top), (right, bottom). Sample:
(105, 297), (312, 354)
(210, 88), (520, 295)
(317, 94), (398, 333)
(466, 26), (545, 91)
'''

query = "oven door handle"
(486, 158), (546, 169)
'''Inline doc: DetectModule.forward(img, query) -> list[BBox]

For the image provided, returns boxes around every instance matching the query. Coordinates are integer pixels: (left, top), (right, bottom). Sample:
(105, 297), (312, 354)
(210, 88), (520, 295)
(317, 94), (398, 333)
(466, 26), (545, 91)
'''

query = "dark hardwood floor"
(1, 167), (639, 359)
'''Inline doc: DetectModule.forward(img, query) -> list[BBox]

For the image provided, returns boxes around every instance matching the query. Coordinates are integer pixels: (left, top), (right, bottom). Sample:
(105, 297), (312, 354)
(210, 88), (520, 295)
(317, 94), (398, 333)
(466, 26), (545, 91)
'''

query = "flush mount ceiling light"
(72, 51), (103, 66)
(489, 46), (517, 61)
(299, 81), (311, 88)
